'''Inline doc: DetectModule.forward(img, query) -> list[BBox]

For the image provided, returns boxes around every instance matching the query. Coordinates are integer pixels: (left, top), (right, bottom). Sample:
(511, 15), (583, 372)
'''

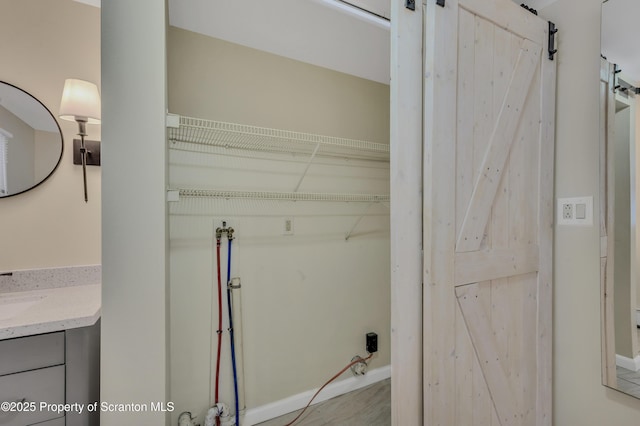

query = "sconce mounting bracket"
(73, 139), (101, 166)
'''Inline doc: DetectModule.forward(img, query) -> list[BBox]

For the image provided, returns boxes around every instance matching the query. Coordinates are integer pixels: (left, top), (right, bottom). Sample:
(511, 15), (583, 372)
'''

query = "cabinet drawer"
(0, 365), (65, 426)
(0, 333), (64, 376)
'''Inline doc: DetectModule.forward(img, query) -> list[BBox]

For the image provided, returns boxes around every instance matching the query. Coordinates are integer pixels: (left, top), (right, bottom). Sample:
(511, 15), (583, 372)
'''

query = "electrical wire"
(283, 353), (374, 426)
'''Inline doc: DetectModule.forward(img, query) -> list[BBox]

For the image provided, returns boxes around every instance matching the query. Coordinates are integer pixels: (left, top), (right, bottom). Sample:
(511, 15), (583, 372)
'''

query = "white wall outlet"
(283, 217), (294, 236)
(557, 196), (593, 226)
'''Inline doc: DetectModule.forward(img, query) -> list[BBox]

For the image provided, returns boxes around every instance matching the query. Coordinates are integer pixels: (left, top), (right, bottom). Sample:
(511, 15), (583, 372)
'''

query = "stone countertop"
(0, 284), (101, 340)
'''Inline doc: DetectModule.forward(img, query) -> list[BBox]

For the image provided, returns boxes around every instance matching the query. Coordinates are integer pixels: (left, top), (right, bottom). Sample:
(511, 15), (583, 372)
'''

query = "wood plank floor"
(255, 378), (390, 426)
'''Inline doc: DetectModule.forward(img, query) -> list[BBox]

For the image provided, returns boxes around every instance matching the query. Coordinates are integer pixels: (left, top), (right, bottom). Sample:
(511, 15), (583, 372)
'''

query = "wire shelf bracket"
(345, 203), (373, 241)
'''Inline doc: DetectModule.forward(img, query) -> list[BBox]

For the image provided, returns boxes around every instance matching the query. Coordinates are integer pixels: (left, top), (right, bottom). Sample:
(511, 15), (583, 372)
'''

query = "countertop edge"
(0, 310), (101, 340)
(0, 285), (101, 340)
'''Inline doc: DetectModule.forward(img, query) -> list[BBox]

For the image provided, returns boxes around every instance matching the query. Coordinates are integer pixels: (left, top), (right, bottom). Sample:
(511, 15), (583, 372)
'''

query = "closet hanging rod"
(171, 189), (390, 203)
(167, 114), (390, 161)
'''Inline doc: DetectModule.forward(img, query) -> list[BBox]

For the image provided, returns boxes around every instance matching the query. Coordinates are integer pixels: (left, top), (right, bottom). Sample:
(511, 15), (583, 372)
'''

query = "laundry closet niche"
(166, 4), (391, 424)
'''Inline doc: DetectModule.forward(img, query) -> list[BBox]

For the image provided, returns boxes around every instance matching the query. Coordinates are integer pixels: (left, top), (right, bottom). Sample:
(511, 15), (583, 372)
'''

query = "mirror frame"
(599, 58), (640, 398)
(600, 58), (617, 388)
(0, 81), (64, 198)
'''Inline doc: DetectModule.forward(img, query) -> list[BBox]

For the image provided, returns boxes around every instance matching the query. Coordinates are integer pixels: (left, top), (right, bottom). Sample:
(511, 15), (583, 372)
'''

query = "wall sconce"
(59, 78), (101, 202)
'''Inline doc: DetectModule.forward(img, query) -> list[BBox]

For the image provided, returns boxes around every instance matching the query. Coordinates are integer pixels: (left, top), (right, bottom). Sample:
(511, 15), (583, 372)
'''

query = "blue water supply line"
(226, 236), (240, 426)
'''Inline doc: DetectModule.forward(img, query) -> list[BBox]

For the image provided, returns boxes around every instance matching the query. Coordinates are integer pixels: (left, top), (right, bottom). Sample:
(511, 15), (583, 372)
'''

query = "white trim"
(73, 0), (100, 8)
(242, 364), (390, 426)
(0, 128), (13, 139)
(615, 354), (640, 371)
(389, 0), (423, 422)
(311, 0), (390, 31)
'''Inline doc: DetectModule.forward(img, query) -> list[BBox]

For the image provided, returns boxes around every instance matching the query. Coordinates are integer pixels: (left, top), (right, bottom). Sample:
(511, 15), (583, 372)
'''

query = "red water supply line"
(215, 235), (223, 426)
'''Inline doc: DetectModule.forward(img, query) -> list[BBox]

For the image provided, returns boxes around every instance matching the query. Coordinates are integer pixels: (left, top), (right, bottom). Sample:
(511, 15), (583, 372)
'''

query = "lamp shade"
(59, 79), (101, 124)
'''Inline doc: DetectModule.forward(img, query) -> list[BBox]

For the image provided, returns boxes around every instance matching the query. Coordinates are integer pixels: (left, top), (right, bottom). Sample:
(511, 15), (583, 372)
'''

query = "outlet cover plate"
(283, 217), (294, 236)
(557, 196), (593, 226)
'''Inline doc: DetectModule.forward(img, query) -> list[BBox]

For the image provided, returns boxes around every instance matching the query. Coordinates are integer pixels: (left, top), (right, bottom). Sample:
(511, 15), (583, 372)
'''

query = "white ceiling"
(168, 0), (391, 84)
(602, 0), (640, 84)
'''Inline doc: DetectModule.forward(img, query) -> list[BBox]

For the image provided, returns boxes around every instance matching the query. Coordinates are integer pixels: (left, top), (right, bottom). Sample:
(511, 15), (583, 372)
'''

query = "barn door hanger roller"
(548, 22), (558, 60)
(405, 0), (444, 11)
(520, 4), (538, 15)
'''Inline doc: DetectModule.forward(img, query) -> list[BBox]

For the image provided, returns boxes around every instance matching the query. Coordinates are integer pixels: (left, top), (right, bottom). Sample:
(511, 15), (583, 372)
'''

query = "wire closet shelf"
(167, 114), (390, 204)
(176, 189), (390, 203)
(167, 115), (390, 162)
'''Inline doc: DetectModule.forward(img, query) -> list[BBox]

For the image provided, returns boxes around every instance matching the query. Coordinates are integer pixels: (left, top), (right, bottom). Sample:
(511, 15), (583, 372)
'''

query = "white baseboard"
(242, 364), (391, 426)
(615, 354), (640, 372)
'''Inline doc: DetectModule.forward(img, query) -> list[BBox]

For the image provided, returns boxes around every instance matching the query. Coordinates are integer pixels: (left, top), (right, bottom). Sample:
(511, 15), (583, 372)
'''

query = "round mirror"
(0, 81), (63, 198)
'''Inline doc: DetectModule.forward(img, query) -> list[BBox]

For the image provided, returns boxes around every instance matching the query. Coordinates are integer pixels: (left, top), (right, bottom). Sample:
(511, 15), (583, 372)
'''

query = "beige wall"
(168, 27), (389, 142)
(541, 0), (640, 423)
(0, 0), (100, 271)
(167, 27), (390, 422)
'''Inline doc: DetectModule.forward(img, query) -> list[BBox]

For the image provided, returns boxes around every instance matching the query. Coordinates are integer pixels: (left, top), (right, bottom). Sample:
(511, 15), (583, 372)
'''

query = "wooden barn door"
(423, 0), (556, 425)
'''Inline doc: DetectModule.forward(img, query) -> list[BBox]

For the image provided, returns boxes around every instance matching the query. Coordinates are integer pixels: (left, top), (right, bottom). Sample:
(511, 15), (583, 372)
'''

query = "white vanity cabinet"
(0, 321), (100, 426)
(65, 321), (100, 426)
